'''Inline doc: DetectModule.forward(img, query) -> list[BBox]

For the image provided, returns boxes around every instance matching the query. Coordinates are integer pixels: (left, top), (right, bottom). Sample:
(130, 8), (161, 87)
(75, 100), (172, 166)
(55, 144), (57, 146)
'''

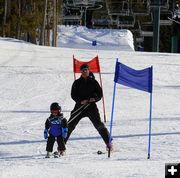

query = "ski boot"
(45, 152), (52, 158)
(53, 151), (60, 158)
(106, 141), (113, 151)
(59, 150), (66, 156)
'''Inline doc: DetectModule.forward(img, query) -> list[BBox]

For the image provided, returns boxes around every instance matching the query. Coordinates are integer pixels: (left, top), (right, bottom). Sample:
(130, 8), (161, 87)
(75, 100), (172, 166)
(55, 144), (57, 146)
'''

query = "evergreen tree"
(40, 0), (47, 45)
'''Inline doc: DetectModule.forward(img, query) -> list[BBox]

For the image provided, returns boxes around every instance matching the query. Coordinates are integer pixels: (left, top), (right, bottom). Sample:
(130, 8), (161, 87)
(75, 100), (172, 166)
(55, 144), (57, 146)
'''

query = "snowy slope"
(0, 27), (180, 178)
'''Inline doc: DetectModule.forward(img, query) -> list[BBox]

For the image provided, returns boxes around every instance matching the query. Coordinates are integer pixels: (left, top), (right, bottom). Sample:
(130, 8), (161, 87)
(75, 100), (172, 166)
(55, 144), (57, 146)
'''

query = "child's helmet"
(50, 102), (61, 112)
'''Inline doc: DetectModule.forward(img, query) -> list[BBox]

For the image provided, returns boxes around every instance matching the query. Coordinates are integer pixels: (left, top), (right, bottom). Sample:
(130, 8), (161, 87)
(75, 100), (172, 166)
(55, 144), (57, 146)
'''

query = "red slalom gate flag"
(73, 55), (100, 74)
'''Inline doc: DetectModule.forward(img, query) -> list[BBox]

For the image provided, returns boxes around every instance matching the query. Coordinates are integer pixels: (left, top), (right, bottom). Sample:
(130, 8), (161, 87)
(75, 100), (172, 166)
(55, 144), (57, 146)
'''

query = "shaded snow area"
(0, 26), (180, 178)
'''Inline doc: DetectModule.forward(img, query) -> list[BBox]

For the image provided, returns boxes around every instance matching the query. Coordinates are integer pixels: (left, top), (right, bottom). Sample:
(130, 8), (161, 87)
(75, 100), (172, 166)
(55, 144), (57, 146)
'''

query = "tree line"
(0, 0), (63, 46)
(0, 0), (179, 52)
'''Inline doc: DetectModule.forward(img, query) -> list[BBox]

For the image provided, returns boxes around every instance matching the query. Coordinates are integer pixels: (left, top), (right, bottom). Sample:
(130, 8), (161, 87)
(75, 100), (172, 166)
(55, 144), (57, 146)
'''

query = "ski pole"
(71, 104), (87, 116)
(68, 103), (90, 125)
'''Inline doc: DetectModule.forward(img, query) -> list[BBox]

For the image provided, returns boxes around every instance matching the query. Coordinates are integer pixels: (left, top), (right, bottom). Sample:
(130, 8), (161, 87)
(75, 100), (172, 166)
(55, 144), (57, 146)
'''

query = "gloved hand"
(62, 128), (68, 138)
(44, 129), (48, 139)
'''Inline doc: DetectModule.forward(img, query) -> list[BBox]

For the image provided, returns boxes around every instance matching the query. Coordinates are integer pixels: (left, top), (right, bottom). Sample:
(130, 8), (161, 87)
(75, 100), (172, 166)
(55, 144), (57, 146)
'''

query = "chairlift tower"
(152, 0), (160, 52)
(149, 0), (170, 52)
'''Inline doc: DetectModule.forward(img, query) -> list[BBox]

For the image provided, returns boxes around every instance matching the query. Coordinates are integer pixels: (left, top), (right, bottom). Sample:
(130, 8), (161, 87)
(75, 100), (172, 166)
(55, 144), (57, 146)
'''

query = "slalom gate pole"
(148, 66), (153, 159)
(148, 92), (153, 159)
(68, 103), (90, 125)
(108, 58), (118, 158)
(99, 72), (106, 123)
(108, 81), (117, 158)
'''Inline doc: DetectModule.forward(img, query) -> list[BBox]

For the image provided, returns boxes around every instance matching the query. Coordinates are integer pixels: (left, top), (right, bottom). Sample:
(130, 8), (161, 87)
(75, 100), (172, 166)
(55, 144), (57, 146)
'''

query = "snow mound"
(57, 25), (134, 51)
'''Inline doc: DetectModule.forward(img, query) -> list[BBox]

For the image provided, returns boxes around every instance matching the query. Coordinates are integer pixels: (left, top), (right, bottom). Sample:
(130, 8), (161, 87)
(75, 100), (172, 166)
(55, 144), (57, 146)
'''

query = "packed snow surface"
(0, 26), (180, 178)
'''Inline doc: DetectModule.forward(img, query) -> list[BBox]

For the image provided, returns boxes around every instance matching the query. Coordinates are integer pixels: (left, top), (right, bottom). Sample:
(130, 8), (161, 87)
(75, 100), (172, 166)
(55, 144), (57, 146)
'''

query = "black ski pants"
(46, 133), (65, 152)
(65, 103), (110, 145)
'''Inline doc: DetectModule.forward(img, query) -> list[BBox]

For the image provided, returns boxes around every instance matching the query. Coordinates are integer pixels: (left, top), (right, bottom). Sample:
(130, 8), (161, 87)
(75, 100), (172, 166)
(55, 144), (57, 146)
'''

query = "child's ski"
(45, 151), (60, 158)
(45, 154), (53, 158)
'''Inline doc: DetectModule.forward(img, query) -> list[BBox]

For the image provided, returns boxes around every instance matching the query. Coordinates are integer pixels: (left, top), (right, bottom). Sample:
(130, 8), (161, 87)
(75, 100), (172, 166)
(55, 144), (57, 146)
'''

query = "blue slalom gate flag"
(92, 40), (97, 46)
(108, 59), (153, 159)
(114, 62), (153, 93)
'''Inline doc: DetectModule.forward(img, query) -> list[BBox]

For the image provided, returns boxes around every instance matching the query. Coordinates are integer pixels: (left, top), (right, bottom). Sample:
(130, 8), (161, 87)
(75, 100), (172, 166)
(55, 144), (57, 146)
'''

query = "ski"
(45, 154), (53, 158)
(168, 17), (180, 24)
(45, 151), (62, 158)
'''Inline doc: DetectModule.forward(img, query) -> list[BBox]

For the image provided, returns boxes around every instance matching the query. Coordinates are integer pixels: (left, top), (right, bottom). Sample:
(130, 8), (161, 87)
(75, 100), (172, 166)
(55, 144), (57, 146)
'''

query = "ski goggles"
(51, 110), (59, 114)
(81, 69), (89, 73)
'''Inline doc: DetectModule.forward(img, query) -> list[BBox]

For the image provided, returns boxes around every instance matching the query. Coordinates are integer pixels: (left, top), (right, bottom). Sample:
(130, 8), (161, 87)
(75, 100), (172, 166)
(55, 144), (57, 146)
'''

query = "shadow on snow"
(1, 132), (180, 146)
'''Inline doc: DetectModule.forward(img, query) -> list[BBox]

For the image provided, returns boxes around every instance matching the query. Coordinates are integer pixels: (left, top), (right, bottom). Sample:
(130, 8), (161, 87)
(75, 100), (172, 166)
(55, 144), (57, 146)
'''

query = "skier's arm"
(44, 119), (50, 139)
(45, 119), (50, 130)
(71, 81), (81, 103)
(61, 118), (68, 128)
(62, 118), (68, 138)
(93, 80), (103, 102)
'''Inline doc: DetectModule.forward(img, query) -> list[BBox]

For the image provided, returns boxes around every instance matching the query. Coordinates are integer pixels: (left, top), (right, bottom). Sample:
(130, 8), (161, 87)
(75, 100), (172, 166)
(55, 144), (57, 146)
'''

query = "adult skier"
(64, 64), (113, 151)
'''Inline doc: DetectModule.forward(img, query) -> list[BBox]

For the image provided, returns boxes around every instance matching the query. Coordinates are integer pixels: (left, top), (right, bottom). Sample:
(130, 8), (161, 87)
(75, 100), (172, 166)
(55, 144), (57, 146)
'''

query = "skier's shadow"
(0, 132), (179, 146)
(69, 131), (180, 141)
(0, 154), (44, 160)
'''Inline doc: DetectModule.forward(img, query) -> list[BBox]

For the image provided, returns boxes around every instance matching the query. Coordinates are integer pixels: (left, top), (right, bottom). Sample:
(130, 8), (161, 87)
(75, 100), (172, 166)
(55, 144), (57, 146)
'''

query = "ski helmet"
(50, 102), (61, 112)
(80, 64), (90, 71)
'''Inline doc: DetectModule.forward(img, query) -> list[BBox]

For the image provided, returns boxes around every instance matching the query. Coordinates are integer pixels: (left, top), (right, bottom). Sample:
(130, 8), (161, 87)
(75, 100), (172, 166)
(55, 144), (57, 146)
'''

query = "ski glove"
(44, 129), (48, 139)
(62, 128), (68, 138)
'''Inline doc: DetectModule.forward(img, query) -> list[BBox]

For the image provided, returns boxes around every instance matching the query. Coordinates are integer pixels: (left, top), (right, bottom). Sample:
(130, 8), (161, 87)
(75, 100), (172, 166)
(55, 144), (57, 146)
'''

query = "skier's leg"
(46, 134), (55, 152)
(57, 135), (66, 151)
(88, 104), (110, 145)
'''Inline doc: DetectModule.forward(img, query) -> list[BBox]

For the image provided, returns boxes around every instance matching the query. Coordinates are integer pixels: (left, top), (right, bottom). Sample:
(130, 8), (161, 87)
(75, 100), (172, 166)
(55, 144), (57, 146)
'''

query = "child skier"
(44, 102), (68, 158)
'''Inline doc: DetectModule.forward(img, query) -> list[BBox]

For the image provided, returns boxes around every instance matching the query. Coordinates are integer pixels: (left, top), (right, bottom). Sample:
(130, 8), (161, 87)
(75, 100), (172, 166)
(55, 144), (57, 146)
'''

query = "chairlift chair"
(62, 5), (82, 25)
(63, 15), (82, 20)
(72, 0), (95, 8)
(149, 0), (169, 9)
(136, 36), (144, 43)
(135, 20), (153, 37)
(130, 0), (150, 15)
(106, 0), (130, 16)
(141, 30), (153, 37)
(65, 0), (79, 9)
(117, 14), (136, 27)
(92, 18), (110, 28)
(91, 13), (111, 28)
(137, 18), (153, 37)
(63, 15), (82, 25)
(159, 10), (173, 25)
(140, 12), (154, 26)
(64, 0), (103, 9)
(131, 22), (145, 42)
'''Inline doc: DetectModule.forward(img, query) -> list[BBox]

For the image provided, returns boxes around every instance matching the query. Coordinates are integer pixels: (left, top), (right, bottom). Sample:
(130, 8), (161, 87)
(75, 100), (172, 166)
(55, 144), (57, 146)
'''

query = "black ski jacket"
(71, 76), (102, 104)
